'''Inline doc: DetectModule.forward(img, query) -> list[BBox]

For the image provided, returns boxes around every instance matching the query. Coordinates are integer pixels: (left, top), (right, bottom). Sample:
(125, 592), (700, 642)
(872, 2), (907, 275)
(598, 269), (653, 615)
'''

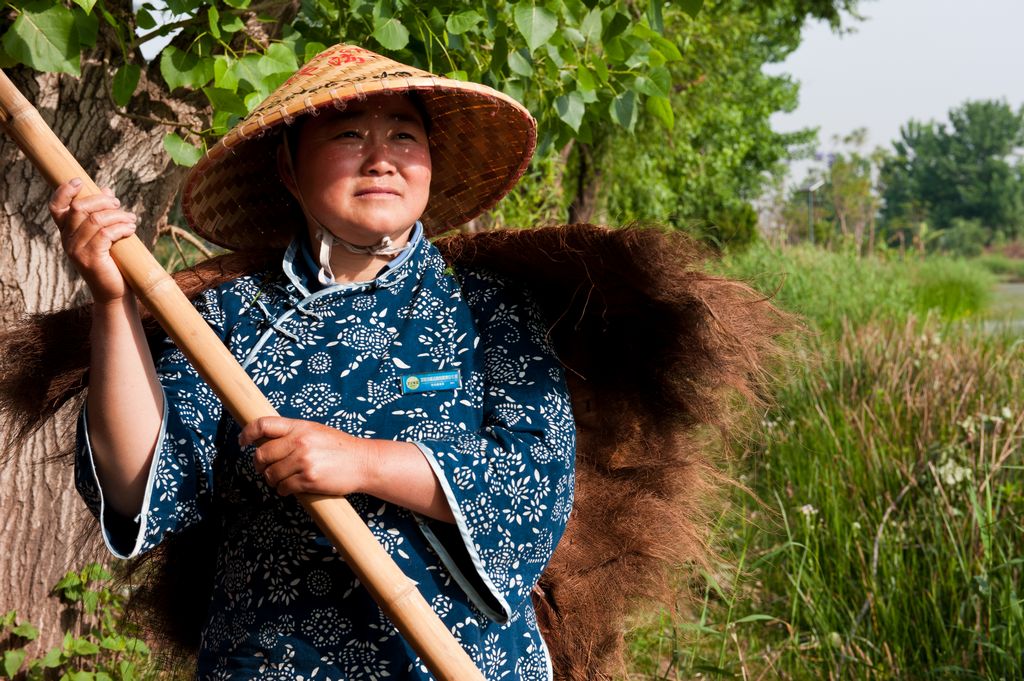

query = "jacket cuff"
(78, 394), (169, 559)
(412, 442), (511, 623)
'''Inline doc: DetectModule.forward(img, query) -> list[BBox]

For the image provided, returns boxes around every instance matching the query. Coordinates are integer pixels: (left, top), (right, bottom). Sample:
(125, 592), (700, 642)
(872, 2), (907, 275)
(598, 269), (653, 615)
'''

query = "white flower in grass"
(799, 504), (818, 519)
(936, 457), (972, 488)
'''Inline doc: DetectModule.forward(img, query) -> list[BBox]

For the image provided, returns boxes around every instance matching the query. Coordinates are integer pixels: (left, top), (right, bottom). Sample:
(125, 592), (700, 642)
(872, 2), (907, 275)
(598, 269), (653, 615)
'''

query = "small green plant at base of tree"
(1, 564), (151, 681)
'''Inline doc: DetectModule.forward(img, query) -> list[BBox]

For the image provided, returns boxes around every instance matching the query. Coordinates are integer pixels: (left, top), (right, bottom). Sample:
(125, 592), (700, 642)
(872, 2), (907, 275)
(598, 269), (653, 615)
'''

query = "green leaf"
(680, 0), (704, 18)
(135, 7), (156, 29)
(4, 649), (26, 678)
(732, 613), (776, 624)
(73, 9), (98, 49)
(220, 14), (244, 33)
(502, 79), (524, 103)
(163, 133), (203, 167)
(507, 50), (533, 77)
(372, 17), (409, 50)
(576, 66), (597, 92)
(72, 0), (97, 15)
(118, 660), (136, 681)
(243, 91), (263, 112)
(213, 55), (238, 89)
(445, 10), (482, 35)
(555, 91), (584, 132)
(160, 46), (214, 91)
(223, 0), (250, 7)
(81, 590), (99, 614)
(580, 7), (601, 43)
(83, 561), (109, 577)
(562, 26), (585, 46)
(490, 32), (508, 74)
(204, 87), (247, 115)
(124, 637), (150, 656)
(207, 6), (221, 40)
(71, 638), (100, 655)
(100, 635), (126, 652)
(645, 94), (673, 130)
(513, 4), (557, 53)
(609, 90), (638, 131)
(12, 621), (39, 640)
(647, 0), (664, 33)
(303, 41), (327, 63)
(592, 58), (608, 83)
(647, 48), (666, 68)
(41, 647), (62, 668)
(602, 11), (630, 42)
(233, 55), (266, 93)
(262, 42), (298, 75)
(634, 66), (671, 98)
(1, 610), (17, 628)
(445, 70), (468, 81)
(67, 671), (95, 681)
(1, 5), (80, 75)
(652, 34), (683, 61)
(0, 43), (15, 68)
(112, 63), (140, 106)
(544, 43), (564, 68)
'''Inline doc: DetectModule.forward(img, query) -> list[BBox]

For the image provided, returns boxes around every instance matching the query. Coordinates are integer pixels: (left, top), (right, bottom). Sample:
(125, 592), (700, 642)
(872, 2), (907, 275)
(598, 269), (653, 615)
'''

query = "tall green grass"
(717, 243), (995, 334)
(974, 253), (1024, 282)
(628, 321), (1024, 679)
(625, 246), (1022, 679)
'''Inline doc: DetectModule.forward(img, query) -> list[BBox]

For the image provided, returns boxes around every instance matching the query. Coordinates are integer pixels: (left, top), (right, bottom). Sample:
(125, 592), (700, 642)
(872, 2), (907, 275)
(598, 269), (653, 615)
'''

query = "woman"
(51, 45), (575, 680)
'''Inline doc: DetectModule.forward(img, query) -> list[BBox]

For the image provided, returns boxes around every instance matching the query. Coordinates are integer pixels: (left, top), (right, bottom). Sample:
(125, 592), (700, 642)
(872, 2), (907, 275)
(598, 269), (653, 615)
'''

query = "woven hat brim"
(183, 77), (536, 251)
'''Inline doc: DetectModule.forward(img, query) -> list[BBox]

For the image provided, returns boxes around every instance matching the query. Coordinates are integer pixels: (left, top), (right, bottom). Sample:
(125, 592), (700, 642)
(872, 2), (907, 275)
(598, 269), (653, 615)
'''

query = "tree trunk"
(568, 142), (600, 225)
(0, 60), (189, 648)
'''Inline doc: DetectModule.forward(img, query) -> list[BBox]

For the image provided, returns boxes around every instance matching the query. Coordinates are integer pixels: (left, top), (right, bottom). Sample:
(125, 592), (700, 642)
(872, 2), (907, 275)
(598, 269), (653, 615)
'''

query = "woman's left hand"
(240, 416), (377, 497)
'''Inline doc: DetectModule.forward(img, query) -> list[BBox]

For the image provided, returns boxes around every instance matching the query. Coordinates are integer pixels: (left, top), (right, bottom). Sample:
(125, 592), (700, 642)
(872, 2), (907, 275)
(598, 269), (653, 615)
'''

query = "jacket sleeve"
(74, 288), (227, 559)
(415, 269), (576, 623)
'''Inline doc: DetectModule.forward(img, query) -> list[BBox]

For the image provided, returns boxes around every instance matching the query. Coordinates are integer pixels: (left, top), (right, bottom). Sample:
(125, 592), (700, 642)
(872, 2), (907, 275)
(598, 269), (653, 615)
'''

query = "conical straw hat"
(182, 44), (537, 251)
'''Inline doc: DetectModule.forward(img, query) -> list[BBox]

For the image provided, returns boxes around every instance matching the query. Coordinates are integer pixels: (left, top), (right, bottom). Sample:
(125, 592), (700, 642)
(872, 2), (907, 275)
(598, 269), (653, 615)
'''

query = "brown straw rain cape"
(0, 43), (789, 680)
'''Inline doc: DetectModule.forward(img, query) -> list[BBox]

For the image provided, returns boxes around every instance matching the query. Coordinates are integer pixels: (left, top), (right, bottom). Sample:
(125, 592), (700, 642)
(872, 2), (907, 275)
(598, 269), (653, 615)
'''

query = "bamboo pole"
(0, 69), (484, 681)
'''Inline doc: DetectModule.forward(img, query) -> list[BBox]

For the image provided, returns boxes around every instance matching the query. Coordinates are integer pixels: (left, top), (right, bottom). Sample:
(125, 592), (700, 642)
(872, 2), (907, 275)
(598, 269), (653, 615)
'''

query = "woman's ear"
(277, 140), (300, 199)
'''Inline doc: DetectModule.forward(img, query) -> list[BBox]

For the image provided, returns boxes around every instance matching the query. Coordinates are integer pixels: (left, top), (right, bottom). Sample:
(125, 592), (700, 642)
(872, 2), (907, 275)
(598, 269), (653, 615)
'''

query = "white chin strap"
(315, 227), (410, 285)
(281, 131), (412, 286)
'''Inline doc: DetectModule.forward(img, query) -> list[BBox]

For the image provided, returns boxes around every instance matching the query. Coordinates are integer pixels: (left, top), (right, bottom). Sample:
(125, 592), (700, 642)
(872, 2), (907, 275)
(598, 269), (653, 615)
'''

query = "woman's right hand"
(49, 178), (138, 304)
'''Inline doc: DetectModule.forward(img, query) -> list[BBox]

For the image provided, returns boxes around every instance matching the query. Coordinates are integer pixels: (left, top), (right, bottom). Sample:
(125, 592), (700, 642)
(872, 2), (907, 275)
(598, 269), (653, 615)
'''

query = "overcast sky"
(767, 0), (1024, 184)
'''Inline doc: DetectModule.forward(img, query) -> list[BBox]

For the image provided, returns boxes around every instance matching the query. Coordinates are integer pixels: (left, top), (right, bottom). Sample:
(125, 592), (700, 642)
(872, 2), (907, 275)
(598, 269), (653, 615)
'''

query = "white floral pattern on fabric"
(74, 232), (575, 680)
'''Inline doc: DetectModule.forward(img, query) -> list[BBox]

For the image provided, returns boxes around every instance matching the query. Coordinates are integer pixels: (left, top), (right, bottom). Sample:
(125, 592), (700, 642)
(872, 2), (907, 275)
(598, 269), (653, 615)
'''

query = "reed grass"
(717, 244), (994, 335)
(628, 318), (1024, 679)
(626, 246), (1021, 679)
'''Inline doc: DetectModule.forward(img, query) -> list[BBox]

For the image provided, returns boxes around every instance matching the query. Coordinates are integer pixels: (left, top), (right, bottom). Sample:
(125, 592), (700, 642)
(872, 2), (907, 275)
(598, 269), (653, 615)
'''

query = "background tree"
(776, 130), (883, 253)
(0, 0), (858, 646)
(572, 0), (832, 249)
(881, 99), (1024, 248)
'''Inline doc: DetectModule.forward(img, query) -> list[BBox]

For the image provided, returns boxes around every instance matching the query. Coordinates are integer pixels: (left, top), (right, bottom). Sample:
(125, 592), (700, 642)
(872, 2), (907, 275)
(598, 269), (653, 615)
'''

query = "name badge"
(400, 370), (462, 394)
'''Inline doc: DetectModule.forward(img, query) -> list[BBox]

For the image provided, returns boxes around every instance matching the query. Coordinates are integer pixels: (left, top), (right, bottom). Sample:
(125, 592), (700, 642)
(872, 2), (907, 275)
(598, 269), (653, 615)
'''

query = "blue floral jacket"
(75, 225), (576, 680)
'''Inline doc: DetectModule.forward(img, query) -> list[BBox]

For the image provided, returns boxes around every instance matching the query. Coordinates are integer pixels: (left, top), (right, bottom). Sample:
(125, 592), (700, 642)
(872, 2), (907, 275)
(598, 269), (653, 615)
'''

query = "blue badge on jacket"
(400, 370), (462, 394)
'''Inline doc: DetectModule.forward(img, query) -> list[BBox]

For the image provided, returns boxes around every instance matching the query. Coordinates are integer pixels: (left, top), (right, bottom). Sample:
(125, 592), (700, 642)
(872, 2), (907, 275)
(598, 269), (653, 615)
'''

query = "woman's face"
(285, 95), (432, 245)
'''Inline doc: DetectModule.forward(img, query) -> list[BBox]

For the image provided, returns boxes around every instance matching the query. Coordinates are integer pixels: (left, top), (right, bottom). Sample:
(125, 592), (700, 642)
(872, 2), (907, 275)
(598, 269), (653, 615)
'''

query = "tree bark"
(0, 60), (189, 648)
(568, 142), (600, 225)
